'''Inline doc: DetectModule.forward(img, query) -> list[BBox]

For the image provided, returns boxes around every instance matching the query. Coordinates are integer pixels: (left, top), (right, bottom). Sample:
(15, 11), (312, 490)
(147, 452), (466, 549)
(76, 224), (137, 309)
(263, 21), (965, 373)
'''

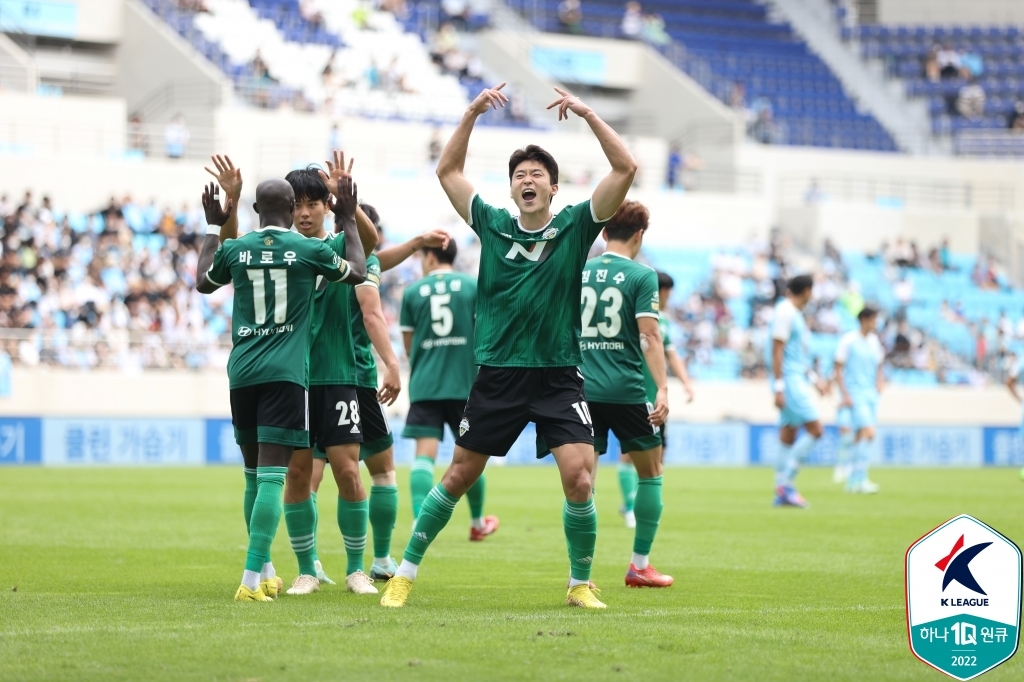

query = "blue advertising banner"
(530, 46), (607, 86)
(0, 0), (77, 39)
(0, 417), (1019, 466)
(0, 416), (41, 465)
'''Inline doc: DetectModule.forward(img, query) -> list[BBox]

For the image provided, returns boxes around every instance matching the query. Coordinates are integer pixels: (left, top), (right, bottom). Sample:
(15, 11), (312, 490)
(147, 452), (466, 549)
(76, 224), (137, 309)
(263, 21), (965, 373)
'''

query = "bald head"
(253, 178), (296, 229)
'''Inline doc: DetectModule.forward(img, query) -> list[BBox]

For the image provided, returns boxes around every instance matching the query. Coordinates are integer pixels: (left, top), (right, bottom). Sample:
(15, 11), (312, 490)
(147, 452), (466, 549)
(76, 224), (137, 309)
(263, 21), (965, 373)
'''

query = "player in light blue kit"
(1003, 351), (1024, 481)
(771, 275), (829, 508)
(832, 306), (884, 494)
(833, 402), (854, 484)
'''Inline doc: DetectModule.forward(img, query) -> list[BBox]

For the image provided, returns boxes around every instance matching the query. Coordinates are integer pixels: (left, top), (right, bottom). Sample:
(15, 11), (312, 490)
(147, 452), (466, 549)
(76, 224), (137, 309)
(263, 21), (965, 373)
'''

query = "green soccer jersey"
(205, 226), (352, 390)
(309, 233), (358, 386)
(468, 194), (607, 368)
(399, 269), (477, 402)
(349, 254), (381, 388)
(578, 252), (659, 404)
(643, 313), (674, 403)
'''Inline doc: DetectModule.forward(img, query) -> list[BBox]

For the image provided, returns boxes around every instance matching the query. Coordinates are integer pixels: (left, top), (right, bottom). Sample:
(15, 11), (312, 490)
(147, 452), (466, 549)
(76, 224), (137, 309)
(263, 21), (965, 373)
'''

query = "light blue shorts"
(780, 377), (819, 427)
(851, 393), (878, 431)
(836, 405), (853, 431)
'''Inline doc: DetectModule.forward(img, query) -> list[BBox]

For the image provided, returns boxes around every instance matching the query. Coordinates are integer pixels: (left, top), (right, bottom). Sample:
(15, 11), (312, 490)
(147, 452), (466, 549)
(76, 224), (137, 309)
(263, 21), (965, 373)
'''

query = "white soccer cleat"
(857, 479), (880, 494)
(623, 510), (636, 529)
(285, 574), (320, 595)
(345, 570), (378, 595)
(833, 464), (851, 484)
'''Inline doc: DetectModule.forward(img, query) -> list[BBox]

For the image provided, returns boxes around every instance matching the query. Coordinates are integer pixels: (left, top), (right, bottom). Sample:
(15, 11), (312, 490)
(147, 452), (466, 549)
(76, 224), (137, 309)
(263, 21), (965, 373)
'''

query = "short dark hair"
(423, 239), (457, 265)
(858, 304), (879, 321)
(657, 271), (674, 291)
(788, 274), (814, 295)
(359, 203), (380, 228)
(604, 201), (648, 242)
(508, 145), (559, 185)
(284, 165), (330, 203)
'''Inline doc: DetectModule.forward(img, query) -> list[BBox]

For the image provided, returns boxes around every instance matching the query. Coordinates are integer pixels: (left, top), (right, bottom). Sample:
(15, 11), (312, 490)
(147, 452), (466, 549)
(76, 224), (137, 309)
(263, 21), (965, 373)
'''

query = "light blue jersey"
(1014, 358), (1024, 433)
(772, 298), (818, 426)
(835, 330), (884, 430)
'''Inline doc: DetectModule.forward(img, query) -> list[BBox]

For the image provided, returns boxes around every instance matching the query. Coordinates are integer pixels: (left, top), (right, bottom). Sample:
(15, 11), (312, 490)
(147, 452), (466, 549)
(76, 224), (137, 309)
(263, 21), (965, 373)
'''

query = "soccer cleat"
(379, 576), (413, 607)
(369, 557), (399, 581)
(773, 485), (810, 509)
(833, 464), (851, 484)
(345, 570), (378, 595)
(469, 515), (500, 541)
(625, 564), (674, 588)
(285, 574), (320, 595)
(314, 560), (336, 585)
(260, 576), (284, 599)
(847, 479), (880, 494)
(235, 584), (273, 602)
(565, 584), (607, 609)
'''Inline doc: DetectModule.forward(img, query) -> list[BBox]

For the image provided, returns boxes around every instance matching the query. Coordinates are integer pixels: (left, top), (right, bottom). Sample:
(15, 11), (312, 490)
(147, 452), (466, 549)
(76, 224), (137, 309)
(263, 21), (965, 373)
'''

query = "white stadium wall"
(876, 0), (1024, 26)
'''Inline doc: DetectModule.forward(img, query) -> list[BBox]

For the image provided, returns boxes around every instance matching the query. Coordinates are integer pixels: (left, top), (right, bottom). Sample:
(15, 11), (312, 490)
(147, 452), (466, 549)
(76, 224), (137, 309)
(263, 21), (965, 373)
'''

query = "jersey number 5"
(581, 286), (622, 338)
(430, 293), (453, 337)
(247, 269), (288, 324)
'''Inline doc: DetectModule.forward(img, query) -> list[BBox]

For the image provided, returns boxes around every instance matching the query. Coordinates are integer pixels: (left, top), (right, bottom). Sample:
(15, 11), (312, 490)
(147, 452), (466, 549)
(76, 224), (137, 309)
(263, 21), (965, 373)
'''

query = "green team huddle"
(196, 84), (689, 609)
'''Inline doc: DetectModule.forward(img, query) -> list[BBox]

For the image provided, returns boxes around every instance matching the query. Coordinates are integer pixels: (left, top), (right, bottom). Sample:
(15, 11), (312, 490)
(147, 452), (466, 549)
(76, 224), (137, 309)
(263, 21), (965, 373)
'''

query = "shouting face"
(510, 160), (557, 219)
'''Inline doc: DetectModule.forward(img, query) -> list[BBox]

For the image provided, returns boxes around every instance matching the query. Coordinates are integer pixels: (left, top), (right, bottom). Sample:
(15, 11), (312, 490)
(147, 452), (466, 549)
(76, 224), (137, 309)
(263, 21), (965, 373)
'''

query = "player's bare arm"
(666, 348), (695, 403)
(834, 362), (853, 407)
(196, 182), (233, 294)
(328, 175), (367, 284)
(204, 154), (242, 241)
(639, 316), (669, 426)
(546, 87), (637, 220)
(356, 286), (401, 406)
(377, 230), (452, 272)
(436, 83), (508, 221)
(772, 339), (786, 410)
(319, 150), (378, 256)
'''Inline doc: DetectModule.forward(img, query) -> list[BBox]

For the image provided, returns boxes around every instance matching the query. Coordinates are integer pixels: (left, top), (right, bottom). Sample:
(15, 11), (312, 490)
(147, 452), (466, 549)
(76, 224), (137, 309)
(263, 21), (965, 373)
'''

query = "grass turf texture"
(1, 467), (1022, 681)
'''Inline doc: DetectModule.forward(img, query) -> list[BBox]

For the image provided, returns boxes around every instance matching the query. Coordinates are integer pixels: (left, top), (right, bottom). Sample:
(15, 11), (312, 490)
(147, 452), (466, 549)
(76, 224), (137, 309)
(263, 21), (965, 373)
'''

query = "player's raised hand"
(420, 229), (452, 250)
(201, 182), (233, 226)
(648, 388), (669, 426)
(378, 363), (401, 406)
(468, 82), (508, 116)
(328, 174), (358, 219)
(546, 87), (593, 121)
(774, 390), (786, 410)
(203, 154), (243, 200)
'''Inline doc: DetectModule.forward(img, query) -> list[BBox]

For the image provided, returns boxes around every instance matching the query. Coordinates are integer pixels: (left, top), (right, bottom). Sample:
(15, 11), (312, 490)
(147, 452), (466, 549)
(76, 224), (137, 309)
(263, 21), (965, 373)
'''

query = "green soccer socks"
(466, 473), (486, 523)
(243, 467), (258, 534)
(369, 484), (398, 561)
(632, 476), (663, 557)
(245, 467), (287, 573)
(617, 461), (639, 512)
(563, 498), (598, 582)
(409, 456), (435, 518)
(403, 483), (457, 566)
(284, 496), (317, 577)
(337, 497), (369, 576)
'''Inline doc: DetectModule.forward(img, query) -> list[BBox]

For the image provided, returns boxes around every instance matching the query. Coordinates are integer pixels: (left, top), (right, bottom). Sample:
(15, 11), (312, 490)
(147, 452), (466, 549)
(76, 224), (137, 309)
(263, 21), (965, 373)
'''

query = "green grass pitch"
(1, 466), (1022, 681)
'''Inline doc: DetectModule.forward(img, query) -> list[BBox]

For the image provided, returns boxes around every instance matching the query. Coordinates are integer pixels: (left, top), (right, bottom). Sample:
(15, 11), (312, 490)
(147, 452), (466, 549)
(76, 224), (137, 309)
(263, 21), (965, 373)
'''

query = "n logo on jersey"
(505, 241), (549, 263)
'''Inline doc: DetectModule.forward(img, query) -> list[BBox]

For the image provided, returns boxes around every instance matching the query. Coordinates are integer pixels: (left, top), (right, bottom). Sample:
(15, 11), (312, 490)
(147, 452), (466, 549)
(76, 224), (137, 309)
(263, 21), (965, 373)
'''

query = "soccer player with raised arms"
(379, 82), (636, 609)
(194, 176), (366, 602)
(833, 305), (884, 494)
(399, 239), (497, 539)
(575, 200), (673, 587)
(771, 275), (829, 509)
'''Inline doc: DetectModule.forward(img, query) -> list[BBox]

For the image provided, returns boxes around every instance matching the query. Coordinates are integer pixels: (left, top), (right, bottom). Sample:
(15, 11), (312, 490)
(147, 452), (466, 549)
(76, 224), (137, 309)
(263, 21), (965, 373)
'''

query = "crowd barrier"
(1, 416), (1023, 467)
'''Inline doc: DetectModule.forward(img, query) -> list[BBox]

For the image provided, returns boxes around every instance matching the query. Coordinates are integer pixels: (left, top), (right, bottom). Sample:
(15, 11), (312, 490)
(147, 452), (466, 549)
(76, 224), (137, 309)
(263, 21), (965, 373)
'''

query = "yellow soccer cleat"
(566, 583), (607, 609)
(379, 576), (413, 608)
(260, 576), (284, 599)
(235, 584), (273, 602)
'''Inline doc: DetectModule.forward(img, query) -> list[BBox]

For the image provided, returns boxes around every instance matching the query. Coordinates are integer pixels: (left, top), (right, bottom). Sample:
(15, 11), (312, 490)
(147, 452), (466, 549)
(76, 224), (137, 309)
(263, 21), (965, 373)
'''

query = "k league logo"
(906, 515), (1021, 680)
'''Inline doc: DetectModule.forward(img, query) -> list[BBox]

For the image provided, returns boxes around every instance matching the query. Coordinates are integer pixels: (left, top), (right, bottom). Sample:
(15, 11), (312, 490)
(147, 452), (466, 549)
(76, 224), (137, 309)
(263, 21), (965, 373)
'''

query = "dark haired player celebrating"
(576, 200), (673, 588)
(195, 176), (366, 602)
(380, 83), (637, 609)
(399, 239), (496, 538)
